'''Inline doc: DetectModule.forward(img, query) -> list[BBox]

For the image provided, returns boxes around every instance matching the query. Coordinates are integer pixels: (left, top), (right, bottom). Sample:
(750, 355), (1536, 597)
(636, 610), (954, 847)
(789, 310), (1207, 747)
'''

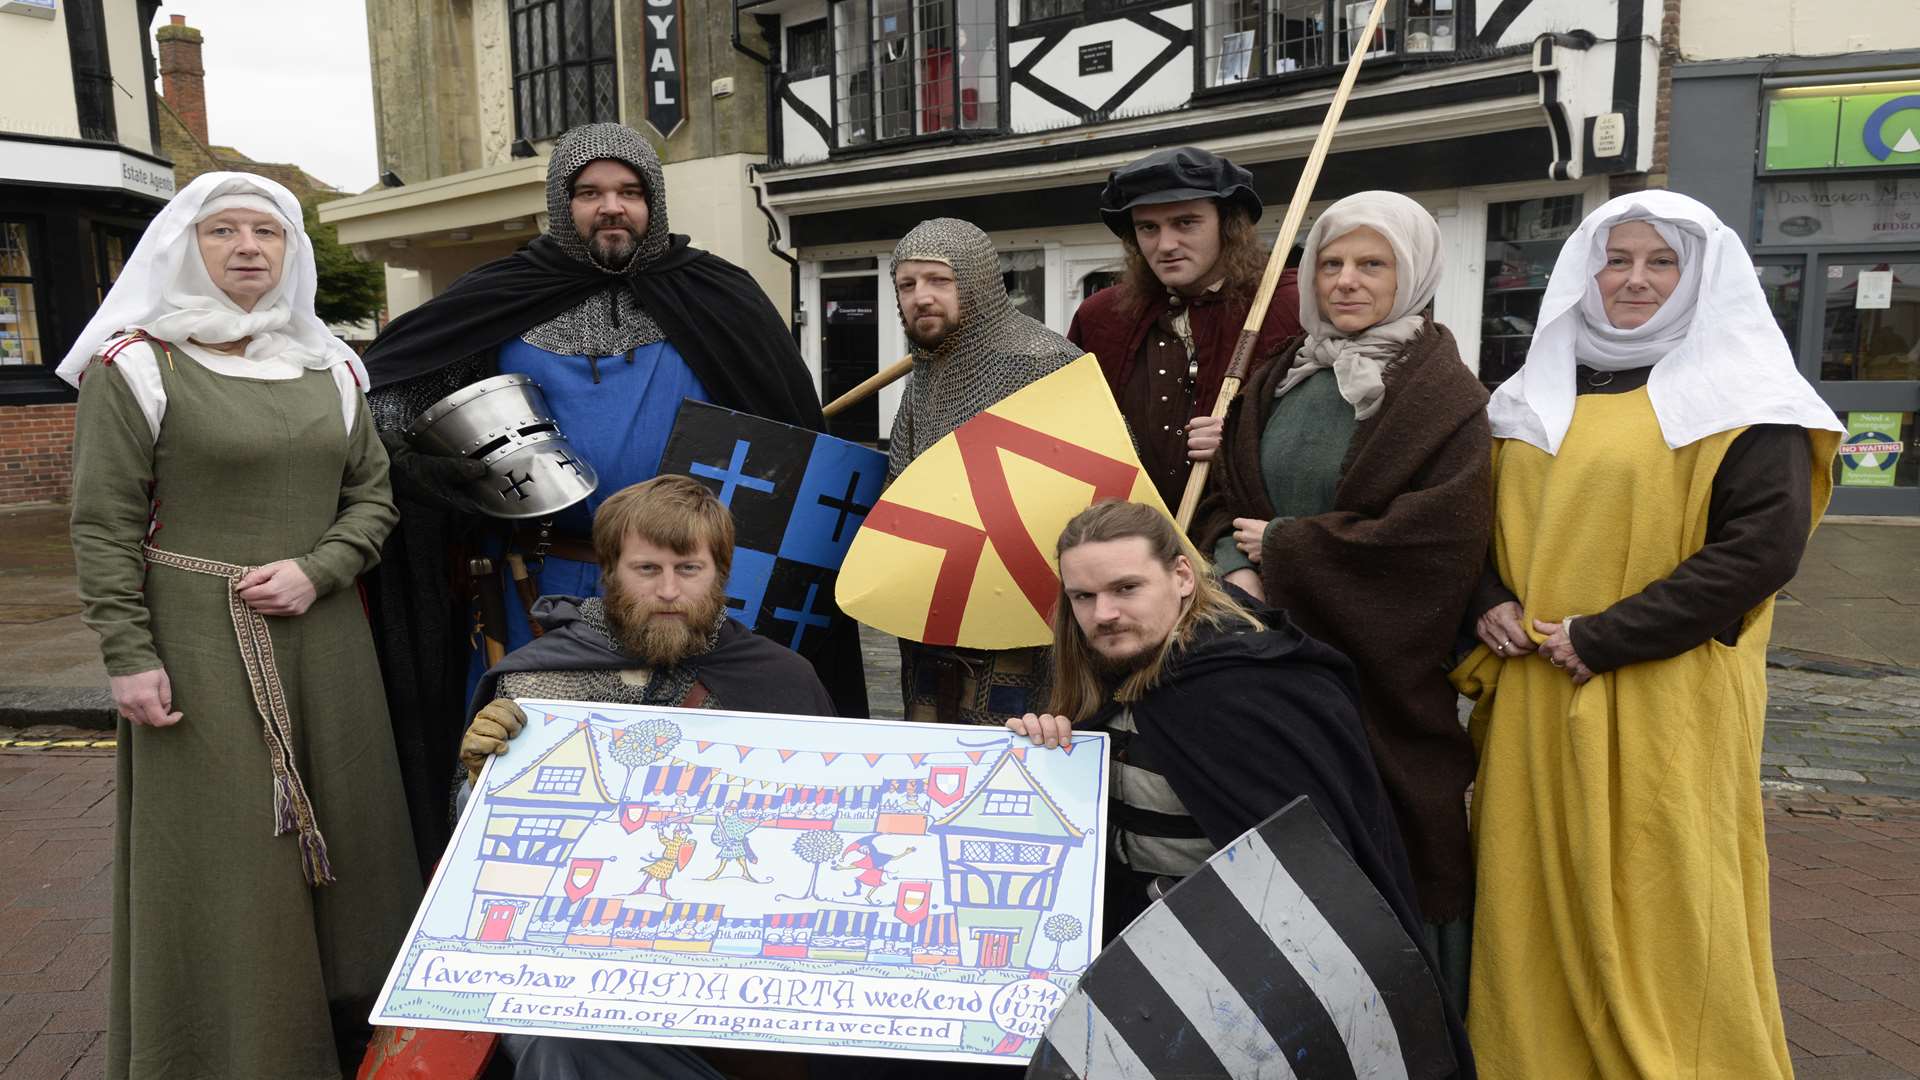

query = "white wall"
(0, 6), (80, 140)
(662, 153), (793, 319)
(103, 0), (152, 154)
(1680, 0), (1920, 60)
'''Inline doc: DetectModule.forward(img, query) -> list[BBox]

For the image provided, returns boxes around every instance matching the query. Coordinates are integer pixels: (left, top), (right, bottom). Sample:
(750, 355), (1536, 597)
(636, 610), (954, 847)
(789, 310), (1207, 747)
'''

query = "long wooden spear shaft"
(1174, 0), (1392, 529)
(823, 356), (914, 418)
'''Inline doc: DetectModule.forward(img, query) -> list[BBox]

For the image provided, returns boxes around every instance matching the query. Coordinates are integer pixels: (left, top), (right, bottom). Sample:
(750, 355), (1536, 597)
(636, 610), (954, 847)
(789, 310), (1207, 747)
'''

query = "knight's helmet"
(405, 373), (600, 518)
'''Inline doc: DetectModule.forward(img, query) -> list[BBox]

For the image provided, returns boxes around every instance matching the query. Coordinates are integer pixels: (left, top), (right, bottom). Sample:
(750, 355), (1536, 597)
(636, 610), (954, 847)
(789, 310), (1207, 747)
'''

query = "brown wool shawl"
(1193, 317), (1492, 922)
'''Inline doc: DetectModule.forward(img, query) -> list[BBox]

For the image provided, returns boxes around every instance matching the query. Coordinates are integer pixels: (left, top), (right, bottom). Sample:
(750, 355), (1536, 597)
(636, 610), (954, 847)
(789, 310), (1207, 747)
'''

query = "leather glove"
(380, 429), (491, 514)
(461, 698), (528, 784)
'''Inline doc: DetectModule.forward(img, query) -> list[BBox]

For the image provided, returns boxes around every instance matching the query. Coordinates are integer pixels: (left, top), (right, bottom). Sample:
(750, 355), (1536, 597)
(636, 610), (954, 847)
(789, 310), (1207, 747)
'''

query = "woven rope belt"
(143, 545), (333, 886)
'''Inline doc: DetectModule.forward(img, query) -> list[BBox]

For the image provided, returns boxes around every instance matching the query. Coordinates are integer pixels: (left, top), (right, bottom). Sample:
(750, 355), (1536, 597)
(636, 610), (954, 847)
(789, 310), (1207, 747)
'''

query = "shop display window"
(1757, 261), (1805, 355)
(0, 222), (43, 367)
(834, 0), (998, 147)
(1479, 195), (1579, 388)
(1818, 259), (1920, 383)
(1202, 0), (1453, 88)
(1000, 249), (1045, 322)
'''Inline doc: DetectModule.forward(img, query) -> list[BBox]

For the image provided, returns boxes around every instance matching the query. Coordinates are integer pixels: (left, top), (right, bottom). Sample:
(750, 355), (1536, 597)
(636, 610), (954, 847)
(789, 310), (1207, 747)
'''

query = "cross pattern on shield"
(1025, 796), (1458, 1080)
(659, 402), (886, 657)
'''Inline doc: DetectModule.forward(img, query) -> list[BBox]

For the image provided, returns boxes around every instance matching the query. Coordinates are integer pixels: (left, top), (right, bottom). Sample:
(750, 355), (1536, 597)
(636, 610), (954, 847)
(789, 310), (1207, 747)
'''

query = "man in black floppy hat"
(1068, 146), (1302, 509)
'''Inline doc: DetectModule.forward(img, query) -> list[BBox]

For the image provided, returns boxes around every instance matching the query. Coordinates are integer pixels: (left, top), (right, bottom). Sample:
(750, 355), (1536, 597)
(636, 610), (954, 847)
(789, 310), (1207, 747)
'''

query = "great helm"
(404, 373), (599, 519)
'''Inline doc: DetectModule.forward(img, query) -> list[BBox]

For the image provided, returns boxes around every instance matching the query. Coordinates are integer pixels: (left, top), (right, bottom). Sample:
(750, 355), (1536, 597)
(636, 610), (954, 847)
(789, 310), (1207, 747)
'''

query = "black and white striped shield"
(1025, 796), (1456, 1079)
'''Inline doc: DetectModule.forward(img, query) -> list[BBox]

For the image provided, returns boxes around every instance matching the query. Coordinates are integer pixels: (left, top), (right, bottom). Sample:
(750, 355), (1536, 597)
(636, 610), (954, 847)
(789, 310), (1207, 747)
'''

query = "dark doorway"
(821, 275), (881, 444)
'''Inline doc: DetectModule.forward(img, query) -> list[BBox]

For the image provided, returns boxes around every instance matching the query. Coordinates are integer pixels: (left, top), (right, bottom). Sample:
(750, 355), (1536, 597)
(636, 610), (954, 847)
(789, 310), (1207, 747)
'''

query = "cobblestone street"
(1766, 663), (1920, 800)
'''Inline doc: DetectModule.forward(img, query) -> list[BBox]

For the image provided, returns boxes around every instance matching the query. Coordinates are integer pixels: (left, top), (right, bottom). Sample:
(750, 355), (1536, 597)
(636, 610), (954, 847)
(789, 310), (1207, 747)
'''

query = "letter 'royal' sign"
(644, 0), (685, 138)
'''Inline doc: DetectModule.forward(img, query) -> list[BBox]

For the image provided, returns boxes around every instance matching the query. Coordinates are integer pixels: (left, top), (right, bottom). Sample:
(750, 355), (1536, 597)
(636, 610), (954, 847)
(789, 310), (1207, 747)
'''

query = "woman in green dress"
(58, 172), (421, 1080)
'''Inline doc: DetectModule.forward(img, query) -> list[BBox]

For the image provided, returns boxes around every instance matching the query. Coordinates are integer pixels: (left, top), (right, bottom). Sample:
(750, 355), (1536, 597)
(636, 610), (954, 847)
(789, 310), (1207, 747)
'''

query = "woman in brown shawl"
(1193, 190), (1491, 1003)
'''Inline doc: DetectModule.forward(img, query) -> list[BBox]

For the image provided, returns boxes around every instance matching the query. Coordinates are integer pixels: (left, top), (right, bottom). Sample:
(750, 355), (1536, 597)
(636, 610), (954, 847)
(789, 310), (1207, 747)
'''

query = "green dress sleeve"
(69, 359), (162, 676)
(295, 395), (399, 597)
(1211, 533), (1254, 577)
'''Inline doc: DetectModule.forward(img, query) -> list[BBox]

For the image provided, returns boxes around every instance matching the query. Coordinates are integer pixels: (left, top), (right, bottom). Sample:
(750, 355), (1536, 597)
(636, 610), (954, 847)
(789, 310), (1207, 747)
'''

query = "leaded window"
(510, 0), (618, 143)
(1202, 0), (1458, 88)
(832, 0), (999, 147)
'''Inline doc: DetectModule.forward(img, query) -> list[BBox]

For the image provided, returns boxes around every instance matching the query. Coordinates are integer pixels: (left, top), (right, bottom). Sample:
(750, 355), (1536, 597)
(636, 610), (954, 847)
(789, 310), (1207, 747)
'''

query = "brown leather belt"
(508, 526), (597, 566)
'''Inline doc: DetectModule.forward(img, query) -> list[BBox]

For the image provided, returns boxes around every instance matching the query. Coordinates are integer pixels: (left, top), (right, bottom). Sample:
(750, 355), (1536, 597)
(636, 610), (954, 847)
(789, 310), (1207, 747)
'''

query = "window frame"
(1009, 0), (1161, 28)
(826, 0), (1009, 154)
(787, 18), (833, 80)
(508, 0), (620, 144)
(63, 0), (117, 144)
(1190, 0), (1465, 96)
(0, 217), (50, 376)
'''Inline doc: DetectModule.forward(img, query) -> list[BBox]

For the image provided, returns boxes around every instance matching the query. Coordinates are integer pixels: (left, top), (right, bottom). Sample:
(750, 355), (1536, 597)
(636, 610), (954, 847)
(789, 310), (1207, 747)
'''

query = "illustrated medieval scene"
(372, 701), (1109, 1063)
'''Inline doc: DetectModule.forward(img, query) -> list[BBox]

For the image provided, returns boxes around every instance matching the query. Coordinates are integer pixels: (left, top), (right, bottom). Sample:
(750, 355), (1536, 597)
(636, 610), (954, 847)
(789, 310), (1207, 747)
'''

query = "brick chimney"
(156, 14), (208, 145)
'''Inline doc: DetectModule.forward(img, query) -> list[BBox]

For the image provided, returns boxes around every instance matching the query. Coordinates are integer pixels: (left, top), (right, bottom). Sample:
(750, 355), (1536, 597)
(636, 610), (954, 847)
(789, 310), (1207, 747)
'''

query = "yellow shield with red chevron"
(836, 354), (1172, 649)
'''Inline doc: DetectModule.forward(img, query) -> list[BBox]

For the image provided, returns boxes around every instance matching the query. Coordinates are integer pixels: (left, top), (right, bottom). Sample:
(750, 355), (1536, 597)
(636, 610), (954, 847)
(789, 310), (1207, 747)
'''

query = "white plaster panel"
(0, 3), (79, 140)
(1010, 82), (1083, 134)
(782, 76), (832, 165)
(1680, 0), (1920, 60)
(1481, 0), (1615, 49)
(1118, 46), (1194, 116)
(1022, 19), (1182, 113)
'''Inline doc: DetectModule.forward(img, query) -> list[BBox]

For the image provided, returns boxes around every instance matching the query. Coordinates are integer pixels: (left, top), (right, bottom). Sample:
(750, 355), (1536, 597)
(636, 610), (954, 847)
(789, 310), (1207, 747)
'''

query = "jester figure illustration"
(838, 834), (917, 904)
(628, 820), (696, 900)
(702, 803), (770, 883)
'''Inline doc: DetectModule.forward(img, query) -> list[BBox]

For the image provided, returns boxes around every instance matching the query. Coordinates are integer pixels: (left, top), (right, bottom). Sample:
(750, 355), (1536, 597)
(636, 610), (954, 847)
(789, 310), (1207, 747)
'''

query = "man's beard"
(588, 225), (635, 268)
(604, 577), (725, 667)
(1088, 626), (1161, 679)
(903, 311), (958, 350)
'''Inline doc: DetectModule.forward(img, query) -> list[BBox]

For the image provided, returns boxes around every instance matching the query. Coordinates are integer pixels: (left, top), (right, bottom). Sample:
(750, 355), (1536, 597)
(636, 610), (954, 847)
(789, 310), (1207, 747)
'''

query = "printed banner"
(1840, 411), (1905, 488)
(836, 354), (1170, 649)
(371, 701), (1109, 1065)
(659, 401), (887, 658)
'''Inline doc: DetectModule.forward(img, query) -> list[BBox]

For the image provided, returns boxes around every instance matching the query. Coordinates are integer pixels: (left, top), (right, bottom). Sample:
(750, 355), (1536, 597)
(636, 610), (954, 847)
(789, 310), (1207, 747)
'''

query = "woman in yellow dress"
(1460, 190), (1843, 1078)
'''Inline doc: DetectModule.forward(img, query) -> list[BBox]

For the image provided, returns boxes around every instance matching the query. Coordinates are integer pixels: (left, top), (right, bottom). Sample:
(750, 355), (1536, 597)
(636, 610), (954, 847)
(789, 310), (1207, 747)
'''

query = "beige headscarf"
(1276, 191), (1445, 419)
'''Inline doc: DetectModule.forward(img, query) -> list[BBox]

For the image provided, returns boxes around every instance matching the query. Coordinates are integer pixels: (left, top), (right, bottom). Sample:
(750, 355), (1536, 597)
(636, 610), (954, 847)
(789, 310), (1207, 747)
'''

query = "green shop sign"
(1766, 83), (1920, 171)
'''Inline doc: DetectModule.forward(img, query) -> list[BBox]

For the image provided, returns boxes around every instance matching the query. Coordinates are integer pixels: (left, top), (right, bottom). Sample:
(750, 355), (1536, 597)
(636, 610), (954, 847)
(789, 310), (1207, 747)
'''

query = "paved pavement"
(1, 504), (1916, 1077)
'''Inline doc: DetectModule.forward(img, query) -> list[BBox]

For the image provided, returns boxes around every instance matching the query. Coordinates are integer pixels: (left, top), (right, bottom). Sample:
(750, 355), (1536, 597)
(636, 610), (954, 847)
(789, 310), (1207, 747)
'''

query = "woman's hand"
(1006, 712), (1074, 749)
(1186, 415), (1223, 462)
(1476, 601), (1535, 658)
(1535, 617), (1594, 685)
(1224, 567), (1265, 603)
(1231, 517), (1271, 564)
(236, 560), (317, 617)
(111, 668), (182, 727)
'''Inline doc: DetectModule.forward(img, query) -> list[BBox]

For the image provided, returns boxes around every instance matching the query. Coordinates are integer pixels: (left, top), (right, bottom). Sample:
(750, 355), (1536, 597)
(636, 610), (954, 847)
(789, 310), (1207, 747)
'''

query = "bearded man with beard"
(454, 477), (832, 1079)
(886, 218), (1085, 726)
(1006, 501), (1428, 945)
(357, 124), (864, 868)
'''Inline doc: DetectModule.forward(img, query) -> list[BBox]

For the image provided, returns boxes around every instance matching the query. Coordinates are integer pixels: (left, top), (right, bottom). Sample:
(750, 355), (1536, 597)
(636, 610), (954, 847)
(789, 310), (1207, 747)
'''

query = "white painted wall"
(1680, 0), (1920, 60)
(0, 5), (81, 140)
(102, 0), (152, 154)
(662, 153), (793, 320)
(1480, 0), (1622, 49)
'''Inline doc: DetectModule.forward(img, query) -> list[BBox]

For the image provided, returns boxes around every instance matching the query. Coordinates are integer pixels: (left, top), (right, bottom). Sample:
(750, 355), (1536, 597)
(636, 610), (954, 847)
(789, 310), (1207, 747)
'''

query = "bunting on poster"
(836, 355), (1171, 650)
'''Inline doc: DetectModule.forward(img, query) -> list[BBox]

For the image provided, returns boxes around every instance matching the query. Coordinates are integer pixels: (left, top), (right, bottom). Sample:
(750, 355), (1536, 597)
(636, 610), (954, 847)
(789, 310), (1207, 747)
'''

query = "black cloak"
(470, 596), (838, 719)
(361, 231), (870, 874)
(1092, 600), (1475, 1076)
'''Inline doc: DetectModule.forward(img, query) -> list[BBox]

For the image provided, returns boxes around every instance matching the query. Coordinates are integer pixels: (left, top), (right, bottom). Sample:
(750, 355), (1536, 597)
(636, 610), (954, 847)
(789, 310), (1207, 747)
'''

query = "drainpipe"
(733, 10), (803, 345)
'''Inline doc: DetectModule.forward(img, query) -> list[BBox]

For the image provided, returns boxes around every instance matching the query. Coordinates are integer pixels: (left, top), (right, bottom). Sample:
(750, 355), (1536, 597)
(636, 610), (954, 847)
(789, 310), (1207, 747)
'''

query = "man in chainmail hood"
(356, 123), (865, 867)
(886, 218), (1085, 726)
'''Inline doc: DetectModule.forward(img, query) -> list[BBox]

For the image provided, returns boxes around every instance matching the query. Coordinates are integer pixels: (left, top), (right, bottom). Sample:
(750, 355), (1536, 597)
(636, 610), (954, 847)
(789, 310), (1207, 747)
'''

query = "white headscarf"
(55, 172), (368, 437)
(1487, 189), (1841, 454)
(1277, 191), (1446, 419)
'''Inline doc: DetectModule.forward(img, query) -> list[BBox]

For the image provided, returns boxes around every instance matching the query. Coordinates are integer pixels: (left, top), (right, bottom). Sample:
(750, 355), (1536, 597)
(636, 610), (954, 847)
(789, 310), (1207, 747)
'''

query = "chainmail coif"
(886, 218), (1084, 479)
(520, 123), (673, 357)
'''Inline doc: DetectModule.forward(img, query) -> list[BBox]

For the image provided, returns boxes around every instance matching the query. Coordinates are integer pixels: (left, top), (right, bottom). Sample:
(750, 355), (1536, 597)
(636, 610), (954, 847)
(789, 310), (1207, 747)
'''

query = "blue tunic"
(468, 337), (709, 694)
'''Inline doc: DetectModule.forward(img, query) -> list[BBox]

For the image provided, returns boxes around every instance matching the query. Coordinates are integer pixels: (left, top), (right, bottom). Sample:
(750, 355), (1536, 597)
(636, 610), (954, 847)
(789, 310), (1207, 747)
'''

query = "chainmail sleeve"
(367, 352), (492, 433)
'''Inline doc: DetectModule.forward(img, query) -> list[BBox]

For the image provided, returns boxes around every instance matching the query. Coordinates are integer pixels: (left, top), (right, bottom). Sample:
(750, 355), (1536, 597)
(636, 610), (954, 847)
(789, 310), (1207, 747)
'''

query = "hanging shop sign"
(643, 0), (685, 138)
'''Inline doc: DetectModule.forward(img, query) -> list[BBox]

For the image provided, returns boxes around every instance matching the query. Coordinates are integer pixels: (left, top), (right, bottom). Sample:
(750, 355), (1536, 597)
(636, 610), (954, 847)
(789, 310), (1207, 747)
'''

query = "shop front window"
(0, 222), (44, 367)
(1479, 195), (1579, 388)
(1756, 261), (1805, 358)
(1202, 0), (1454, 89)
(1000, 249), (1045, 322)
(1819, 259), (1920, 383)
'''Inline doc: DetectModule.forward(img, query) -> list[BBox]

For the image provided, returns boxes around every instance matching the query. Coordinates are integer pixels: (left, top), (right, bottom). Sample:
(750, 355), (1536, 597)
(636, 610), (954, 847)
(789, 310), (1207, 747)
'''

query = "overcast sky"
(162, 2), (379, 193)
